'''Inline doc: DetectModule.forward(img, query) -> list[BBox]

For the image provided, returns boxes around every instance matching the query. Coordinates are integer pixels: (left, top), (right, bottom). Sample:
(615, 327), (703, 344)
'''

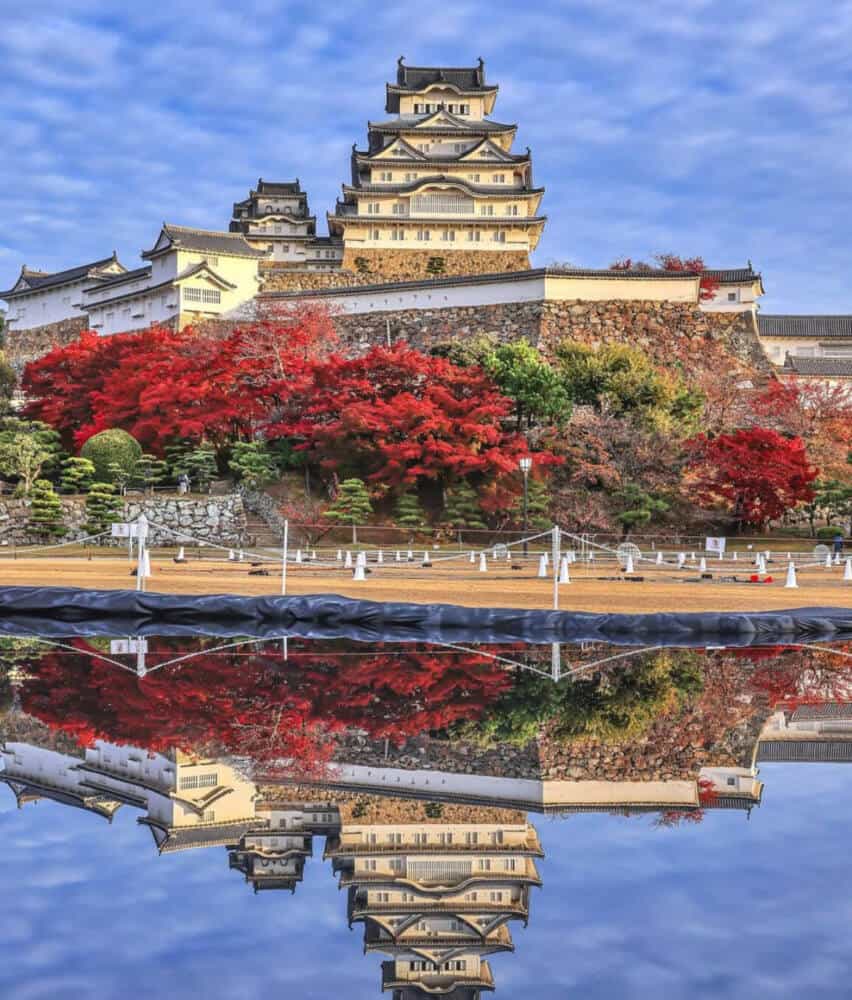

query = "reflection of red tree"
(18, 640), (512, 777)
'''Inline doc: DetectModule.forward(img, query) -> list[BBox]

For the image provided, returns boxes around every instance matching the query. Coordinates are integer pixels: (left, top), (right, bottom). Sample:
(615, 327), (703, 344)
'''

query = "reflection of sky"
(1, 764), (851, 999)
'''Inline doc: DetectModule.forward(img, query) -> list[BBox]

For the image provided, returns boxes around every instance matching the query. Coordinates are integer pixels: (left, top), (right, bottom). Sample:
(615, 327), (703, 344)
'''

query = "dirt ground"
(0, 554), (849, 612)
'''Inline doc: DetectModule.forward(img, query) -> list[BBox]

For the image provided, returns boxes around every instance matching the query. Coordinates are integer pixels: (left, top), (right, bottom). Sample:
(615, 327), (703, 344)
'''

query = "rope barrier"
(0, 529), (114, 557)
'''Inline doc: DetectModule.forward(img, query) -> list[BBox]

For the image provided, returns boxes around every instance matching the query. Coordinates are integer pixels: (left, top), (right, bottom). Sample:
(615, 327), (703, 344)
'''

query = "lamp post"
(519, 456), (533, 557)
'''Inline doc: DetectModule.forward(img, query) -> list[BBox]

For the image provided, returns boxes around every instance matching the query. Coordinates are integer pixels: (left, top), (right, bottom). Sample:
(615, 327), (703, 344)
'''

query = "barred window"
(180, 772), (219, 790)
(412, 193), (473, 215)
(184, 287), (221, 304)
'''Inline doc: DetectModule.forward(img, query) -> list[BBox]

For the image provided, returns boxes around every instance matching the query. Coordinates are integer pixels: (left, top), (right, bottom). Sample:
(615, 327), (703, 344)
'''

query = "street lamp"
(519, 456), (533, 557)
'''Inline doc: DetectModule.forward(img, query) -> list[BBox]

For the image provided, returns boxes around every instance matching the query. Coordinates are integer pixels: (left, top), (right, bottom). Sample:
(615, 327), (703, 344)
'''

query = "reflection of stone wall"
(5, 317), (87, 373)
(341, 248), (530, 282)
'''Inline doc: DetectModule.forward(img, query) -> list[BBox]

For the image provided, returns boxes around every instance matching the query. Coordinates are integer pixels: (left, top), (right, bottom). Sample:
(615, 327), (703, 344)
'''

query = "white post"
(699, 557), (707, 572)
(552, 525), (560, 610)
(295, 549), (302, 564)
(377, 549), (384, 564)
(469, 551), (475, 563)
(281, 519), (288, 596)
(825, 552), (833, 569)
(844, 558), (852, 582)
(344, 551), (353, 569)
(625, 552), (635, 575)
(395, 550), (401, 562)
(677, 552), (686, 568)
(551, 642), (561, 683)
(656, 551), (663, 565)
(479, 552), (487, 573)
(136, 514), (148, 592)
(784, 561), (798, 589)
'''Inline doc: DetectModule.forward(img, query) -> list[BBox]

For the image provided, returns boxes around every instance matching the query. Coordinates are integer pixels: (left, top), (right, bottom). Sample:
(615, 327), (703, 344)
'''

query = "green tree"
(810, 478), (852, 535)
(84, 482), (123, 534)
(510, 477), (551, 530)
(0, 350), (17, 414)
(173, 444), (218, 492)
(0, 433), (52, 493)
(323, 478), (373, 543)
(426, 256), (446, 275)
(60, 456), (96, 494)
(80, 429), (143, 483)
(613, 483), (669, 539)
(28, 479), (65, 539)
(393, 490), (426, 530)
(443, 482), (486, 530)
(132, 453), (169, 493)
(228, 441), (277, 489)
(555, 341), (701, 432)
(484, 339), (572, 431)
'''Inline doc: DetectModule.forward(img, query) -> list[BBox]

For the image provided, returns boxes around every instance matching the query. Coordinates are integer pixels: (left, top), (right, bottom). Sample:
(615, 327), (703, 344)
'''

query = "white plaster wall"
(5, 278), (91, 331)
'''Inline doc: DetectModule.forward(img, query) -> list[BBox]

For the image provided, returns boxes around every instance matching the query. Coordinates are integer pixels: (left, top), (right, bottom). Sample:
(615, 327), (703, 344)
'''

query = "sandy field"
(0, 553), (848, 613)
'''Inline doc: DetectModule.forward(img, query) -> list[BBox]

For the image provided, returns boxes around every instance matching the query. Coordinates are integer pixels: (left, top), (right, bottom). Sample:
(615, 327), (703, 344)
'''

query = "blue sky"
(2, 0), (852, 312)
(2, 763), (852, 998)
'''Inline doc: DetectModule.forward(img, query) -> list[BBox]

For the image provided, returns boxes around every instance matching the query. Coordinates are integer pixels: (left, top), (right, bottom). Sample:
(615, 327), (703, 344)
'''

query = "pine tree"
(323, 478), (373, 543)
(132, 454), (168, 493)
(511, 478), (552, 530)
(60, 456), (95, 494)
(393, 490), (426, 529)
(174, 445), (218, 492)
(85, 482), (123, 534)
(28, 479), (65, 539)
(228, 441), (277, 489)
(443, 482), (486, 529)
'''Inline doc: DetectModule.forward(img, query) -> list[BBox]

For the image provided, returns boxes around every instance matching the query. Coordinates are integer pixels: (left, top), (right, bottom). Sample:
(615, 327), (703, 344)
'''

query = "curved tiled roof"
(368, 113), (515, 134)
(0, 254), (123, 298)
(702, 267), (761, 284)
(142, 224), (270, 259)
(759, 315), (852, 338)
(394, 58), (490, 92)
(782, 355), (852, 377)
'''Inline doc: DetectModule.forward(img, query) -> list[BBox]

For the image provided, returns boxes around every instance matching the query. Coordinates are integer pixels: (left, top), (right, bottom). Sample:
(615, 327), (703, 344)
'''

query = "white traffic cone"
(625, 553), (635, 575)
(295, 549), (302, 564)
(395, 550), (401, 562)
(834, 551), (841, 566)
(238, 550), (244, 562)
(469, 551), (476, 563)
(677, 553), (686, 568)
(589, 551), (595, 563)
(337, 549), (343, 562)
(407, 549), (414, 561)
(537, 554), (547, 578)
(175, 546), (185, 563)
(353, 559), (366, 581)
(228, 549), (236, 561)
(479, 552), (488, 572)
(690, 552), (696, 562)
(506, 547), (511, 561)
(344, 551), (353, 569)
(825, 552), (833, 569)
(844, 558), (852, 582)
(656, 551), (663, 565)
(699, 557), (707, 572)
(356, 551), (367, 569)
(754, 552), (762, 568)
(732, 551), (738, 561)
(377, 550), (384, 564)
(757, 554), (767, 574)
(559, 556), (570, 584)
(784, 561), (798, 588)
(422, 550), (431, 566)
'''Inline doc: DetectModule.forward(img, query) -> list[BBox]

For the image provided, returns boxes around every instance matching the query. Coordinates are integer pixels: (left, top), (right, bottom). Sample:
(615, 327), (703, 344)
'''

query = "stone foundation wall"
(5, 316), (88, 373)
(340, 248), (530, 283)
(124, 494), (246, 545)
(0, 497), (88, 545)
(334, 299), (772, 376)
(259, 265), (371, 294)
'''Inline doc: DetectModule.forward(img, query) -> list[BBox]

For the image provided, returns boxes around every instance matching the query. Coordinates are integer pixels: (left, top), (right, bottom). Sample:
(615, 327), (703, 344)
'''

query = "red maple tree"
(686, 428), (817, 529)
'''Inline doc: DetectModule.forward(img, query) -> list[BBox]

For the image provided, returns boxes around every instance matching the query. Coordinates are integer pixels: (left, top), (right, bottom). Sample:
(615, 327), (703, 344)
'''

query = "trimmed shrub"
(81, 429), (142, 483)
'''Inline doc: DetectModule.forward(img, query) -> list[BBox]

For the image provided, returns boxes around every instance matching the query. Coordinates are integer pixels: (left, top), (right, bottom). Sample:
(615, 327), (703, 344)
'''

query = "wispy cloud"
(1, 1), (852, 311)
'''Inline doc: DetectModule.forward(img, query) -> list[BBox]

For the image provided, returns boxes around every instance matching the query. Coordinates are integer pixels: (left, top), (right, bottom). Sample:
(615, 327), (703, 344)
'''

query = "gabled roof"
(782, 355), (852, 378)
(366, 137), (429, 161)
(395, 57), (490, 91)
(702, 267), (762, 286)
(368, 112), (516, 135)
(254, 178), (303, 196)
(341, 175), (543, 199)
(759, 315), (852, 339)
(458, 137), (526, 163)
(173, 261), (237, 289)
(387, 58), (497, 113)
(142, 224), (269, 260)
(0, 253), (125, 299)
(82, 265), (152, 298)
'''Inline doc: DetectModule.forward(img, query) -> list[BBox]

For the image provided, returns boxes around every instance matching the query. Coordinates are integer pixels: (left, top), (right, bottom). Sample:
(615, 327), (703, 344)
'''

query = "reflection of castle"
(758, 705), (852, 763)
(327, 801), (542, 998)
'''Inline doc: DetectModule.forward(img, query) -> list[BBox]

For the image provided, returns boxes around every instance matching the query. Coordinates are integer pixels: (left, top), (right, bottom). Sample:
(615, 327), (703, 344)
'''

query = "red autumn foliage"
(686, 428), (817, 528)
(610, 254), (719, 300)
(17, 639), (514, 775)
(265, 342), (559, 493)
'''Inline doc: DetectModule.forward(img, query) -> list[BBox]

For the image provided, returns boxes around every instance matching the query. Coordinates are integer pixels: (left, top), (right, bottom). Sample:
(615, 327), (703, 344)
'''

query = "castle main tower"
(329, 58), (546, 282)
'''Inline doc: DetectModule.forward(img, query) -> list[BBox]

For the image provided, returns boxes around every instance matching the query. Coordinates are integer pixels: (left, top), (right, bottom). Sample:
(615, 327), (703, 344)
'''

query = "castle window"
(467, 230), (481, 242)
(505, 204), (519, 215)
(492, 173), (505, 183)
(371, 229), (380, 240)
(440, 229), (456, 242)
(180, 772), (219, 790)
(416, 229), (431, 242)
(367, 202), (380, 214)
(392, 202), (406, 215)
(460, 104), (470, 114)
(727, 291), (738, 302)
(379, 171), (393, 182)
(468, 173), (481, 182)
(492, 230), (506, 242)
(480, 205), (494, 216)
(391, 227), (405, 241)
(184, 287), (221, 305)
